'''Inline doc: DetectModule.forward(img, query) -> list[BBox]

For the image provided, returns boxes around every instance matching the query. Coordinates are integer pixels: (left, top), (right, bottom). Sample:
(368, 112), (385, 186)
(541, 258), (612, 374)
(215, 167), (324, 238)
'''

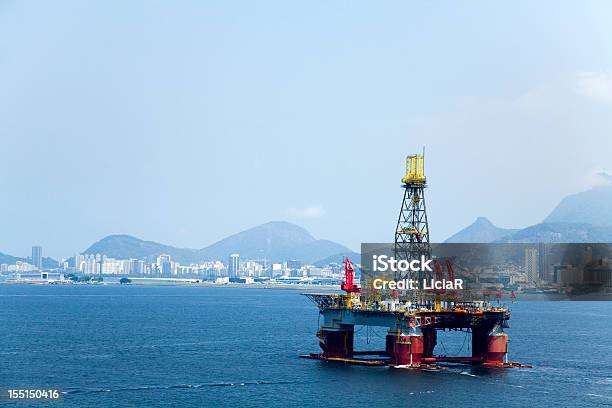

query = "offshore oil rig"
(302, 153), (530, 369)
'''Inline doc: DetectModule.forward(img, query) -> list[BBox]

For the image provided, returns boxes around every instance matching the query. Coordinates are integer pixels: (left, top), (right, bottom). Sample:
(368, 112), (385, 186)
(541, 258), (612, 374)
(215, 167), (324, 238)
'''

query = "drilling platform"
(301, 154), (531, 369)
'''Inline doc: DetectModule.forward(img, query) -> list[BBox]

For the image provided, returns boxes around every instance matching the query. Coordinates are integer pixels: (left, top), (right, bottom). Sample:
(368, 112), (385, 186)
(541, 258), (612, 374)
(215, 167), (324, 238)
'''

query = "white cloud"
(286, 206), (325, 219)
(580, 170), (612, 190)
(597, 170), (612, 183)
(576, 72), (612, 102)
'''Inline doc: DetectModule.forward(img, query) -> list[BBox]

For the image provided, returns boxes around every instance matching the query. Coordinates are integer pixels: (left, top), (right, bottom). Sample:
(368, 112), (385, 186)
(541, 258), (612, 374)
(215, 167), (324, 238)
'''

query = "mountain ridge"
(83, 221), (354, 264)
(0, 252), (58, 269)
(446, 183), (612, 243)
(444, 217), (518, 243)
(495, 222), (612, 243)
(544, 184), (612, 226)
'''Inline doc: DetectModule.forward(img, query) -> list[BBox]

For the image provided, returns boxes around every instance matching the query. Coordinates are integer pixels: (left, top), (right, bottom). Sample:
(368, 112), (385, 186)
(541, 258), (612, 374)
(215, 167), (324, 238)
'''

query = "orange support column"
(483, 332), (508, 366)
(386, 331), (424, 367)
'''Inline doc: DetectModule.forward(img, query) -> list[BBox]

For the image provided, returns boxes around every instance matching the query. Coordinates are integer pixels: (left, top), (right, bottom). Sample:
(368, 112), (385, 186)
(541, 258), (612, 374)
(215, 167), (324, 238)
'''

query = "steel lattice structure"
(394, 154), (431, 281)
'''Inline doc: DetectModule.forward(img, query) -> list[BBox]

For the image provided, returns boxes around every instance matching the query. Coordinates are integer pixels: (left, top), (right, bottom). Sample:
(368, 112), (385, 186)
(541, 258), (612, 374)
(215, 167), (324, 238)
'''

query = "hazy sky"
(2, 1), (612, 258)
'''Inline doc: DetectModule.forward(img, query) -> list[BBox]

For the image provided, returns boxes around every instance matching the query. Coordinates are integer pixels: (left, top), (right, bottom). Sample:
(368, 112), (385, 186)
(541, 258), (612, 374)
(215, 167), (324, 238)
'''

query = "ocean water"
(0, 285), (610, 407)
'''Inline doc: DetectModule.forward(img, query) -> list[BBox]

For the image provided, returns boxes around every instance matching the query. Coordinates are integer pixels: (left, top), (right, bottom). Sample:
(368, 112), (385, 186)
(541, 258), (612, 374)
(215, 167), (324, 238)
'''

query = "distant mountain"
(0, 252), (58, 268)
(41, 257), (59, 268)
(496, 222), (612, 243)
(83, 221), (354, 264)
(446, 182), (612, 244)
(84, 235), (200, 263)
(313, 251), (361, 267)
(444, 217), (518, 243)
(446, 218), (612, 245)
(0, 252), (20, 265)
(197, 221), (352, 264)
(544, 184), (612, 227)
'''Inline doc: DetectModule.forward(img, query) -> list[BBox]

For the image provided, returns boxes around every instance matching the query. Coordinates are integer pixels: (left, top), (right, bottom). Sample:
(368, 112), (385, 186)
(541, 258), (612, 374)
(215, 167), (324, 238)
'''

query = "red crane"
(433, 259), (445, 294)
(445, 259), (455, 281)
(341, 257), (360, 293)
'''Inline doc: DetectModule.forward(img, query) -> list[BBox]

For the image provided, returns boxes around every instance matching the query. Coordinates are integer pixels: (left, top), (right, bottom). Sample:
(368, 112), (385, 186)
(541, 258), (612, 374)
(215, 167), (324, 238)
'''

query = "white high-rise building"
(228, 254), (240, 277)
(157, 254), (172, 276)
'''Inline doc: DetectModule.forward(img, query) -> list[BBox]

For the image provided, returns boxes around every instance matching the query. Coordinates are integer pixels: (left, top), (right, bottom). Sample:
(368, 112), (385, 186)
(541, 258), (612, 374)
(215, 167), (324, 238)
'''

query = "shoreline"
(2, 281), (610, 299)
(0, 280), (340, 291)
(131, 281), (341, 290)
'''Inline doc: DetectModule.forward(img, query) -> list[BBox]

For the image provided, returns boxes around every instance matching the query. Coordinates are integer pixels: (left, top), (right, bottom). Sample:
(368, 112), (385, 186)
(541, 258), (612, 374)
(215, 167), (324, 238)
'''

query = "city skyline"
(5, 242), (607, 296)
(1, 243), (348, 285)
(2, 1), (612, 258)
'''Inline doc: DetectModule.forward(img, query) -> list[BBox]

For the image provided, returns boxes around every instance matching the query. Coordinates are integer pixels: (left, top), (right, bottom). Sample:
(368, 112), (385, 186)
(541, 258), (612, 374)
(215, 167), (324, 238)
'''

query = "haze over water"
(0, 285), (610, 407)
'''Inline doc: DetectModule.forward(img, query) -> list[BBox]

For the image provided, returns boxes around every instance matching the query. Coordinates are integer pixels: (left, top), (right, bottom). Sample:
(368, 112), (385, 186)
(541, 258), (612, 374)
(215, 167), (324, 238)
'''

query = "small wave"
(63, 380), (306, 394)
(80, 354), (113, 359)
(460, 371), (477, 377)
(585, 393), (612, 399)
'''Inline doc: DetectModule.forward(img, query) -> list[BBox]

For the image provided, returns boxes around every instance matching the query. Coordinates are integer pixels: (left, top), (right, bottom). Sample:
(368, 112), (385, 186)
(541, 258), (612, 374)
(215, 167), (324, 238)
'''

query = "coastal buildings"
(65, 250), (340, 281)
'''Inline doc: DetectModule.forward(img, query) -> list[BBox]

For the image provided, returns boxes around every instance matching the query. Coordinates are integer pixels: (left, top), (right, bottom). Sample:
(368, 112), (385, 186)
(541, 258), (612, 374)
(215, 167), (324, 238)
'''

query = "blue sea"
(0, 285), (611, 407)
